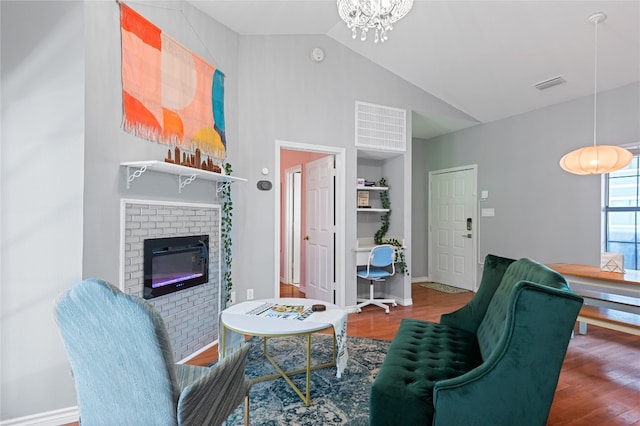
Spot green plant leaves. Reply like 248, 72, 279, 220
222, 163, 234, 306
373, 177, 409, 275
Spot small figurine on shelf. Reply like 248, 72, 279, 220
161, 146, 225, 173
165, 149, 174, 163
195, 149, 201, 168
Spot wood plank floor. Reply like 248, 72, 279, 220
68, 283, 640, 425
194, 283, 640, 425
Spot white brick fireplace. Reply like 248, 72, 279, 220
120, 199, 221, 361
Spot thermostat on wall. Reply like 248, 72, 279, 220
257, 180, 272, 191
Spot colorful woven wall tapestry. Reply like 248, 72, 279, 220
120, 4, 226, 160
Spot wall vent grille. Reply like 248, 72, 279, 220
355, 101, 406, 152
534, 76, 567, 91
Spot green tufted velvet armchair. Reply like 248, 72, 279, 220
55, 279, 251, 426
370, 254, 583, 426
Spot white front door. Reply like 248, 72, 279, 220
305, 155, 335, 303
429, 166, 477, 291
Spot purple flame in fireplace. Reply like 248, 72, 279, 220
143, 235, 209, 299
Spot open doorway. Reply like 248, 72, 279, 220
275, 140, 346, 306
279, 150, 333, 300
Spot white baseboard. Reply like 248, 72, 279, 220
395, 297, 413, 306
411, 276, 430, 283
345, 305, 359, 314
178, 340, 217, 364
0, 406, 78, 426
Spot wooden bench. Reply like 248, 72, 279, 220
547, 264, 640, 336
578, 305, 640, 336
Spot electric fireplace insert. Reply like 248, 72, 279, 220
143, 235, 209, 299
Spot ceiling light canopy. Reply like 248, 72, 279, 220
560, 12, 633, 175
337, 0, 414, 43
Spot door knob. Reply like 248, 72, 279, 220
304, 236, 309, 240
462, 233, 472, 238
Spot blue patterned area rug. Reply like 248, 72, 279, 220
223, 334, 390, 425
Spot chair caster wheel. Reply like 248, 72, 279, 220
392, 302, 397, 307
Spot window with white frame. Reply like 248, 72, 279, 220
604, 154, 640, 270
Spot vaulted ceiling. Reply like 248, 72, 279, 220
187, 1, 640, 139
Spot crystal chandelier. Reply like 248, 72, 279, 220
337, 0, 414, 43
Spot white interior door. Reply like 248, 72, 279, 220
429, 166, 477, 291
305, 155, 335, 303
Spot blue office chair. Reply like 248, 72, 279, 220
356, 244, 397, 314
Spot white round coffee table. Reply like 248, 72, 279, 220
220, 298, 347, 406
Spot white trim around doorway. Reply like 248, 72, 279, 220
275, 140, 346, 308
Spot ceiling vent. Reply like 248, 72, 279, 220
355, 101, 406, 152
534, 76, 567, 91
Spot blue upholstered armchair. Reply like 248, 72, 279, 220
55, 279, 251, 426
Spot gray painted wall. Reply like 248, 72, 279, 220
8, 0, 616, 420
83, 0, 457, 323
1, 1, 84, 419
233, 34, 454, 307
411, 82, 640, 279
411, 138, 430, 278
2, 1, 469, 421
83, 0, 239, 287
0, 0, 240, 420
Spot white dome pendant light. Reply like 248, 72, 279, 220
559, 12, 632, 175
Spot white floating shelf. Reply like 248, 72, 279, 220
357, 208, 390, 212
356, 186, 388, 191
121, 160, 247, 193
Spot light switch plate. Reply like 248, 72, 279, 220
481, 208, 495, 217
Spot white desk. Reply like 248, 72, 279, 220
355, 246, 375, 266
355, 237, 380, 266
355, 238, 405, 266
